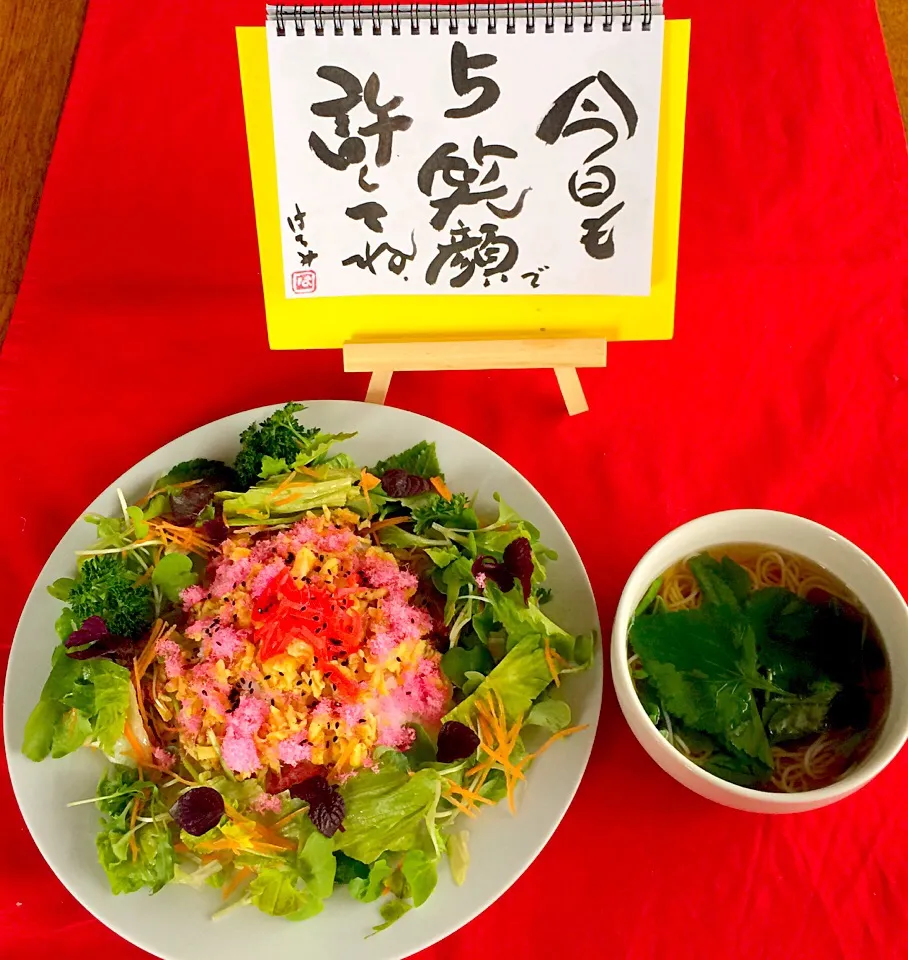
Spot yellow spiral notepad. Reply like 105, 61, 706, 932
237, 3, 689, 352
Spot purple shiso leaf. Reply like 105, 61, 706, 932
471, 556, 516, 593
380, 469, 432, 499
503, 537, 533, 603
290, 775, 346, 837
64, 615, 109, 648
170, 786, 225, 836
436, 721, 480, 763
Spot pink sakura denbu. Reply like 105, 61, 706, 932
357, 553, 448, 748
161, 519, 450, 776
220, 696, 270, 776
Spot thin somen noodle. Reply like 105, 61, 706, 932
631, 546, 889, 793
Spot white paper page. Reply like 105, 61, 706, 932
266, 17, 664, 298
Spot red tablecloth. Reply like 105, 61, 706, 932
2, 1, 908, 957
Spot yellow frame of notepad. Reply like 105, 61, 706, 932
236, 21, 690, 351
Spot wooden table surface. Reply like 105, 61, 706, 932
0, 1, 905, 348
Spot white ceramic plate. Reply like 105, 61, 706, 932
4, 401, 602, 960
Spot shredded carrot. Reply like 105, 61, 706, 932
148, 764, 196, 786
544, 638, 561, 688
360, 469, 378, 513
223, 801, 254, 824
366, 515, 412, 533
252, 839, 297, 852
445, 795, 477, 818
430, 476, 453, 501
272, 805, 306, 832
445, 778, 493, 806
135, 479, 201, 507
360, 471, 381, 492
465, 693, 536, 815
143, 518, 214, 556
173, 842, 190, 856
135, 621, 171, 683
200, 838, 244, 854
133, 673, 151, 736
527, 724, 590, 761
123, 720, 150, 767
275, 470, 298, 494
221, 802, 296, 850
254, 826, 297, 850
222, 866, 252, 900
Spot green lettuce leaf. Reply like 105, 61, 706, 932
377, 526, 450, 550
349, 858, 392, 902
247, 867, 323, 920
373, 898, 413, 932
95, 766, 174, 895
462, 671, 486, 696
441, 644, 494, 690
526, 695, 572, 733
22, 646, 131, 761
424, 545, 461, 569
297, 830, 336, 899
336, 768, 441, 865
158, 458, 240, 488
85, 659, 132, 755
401, 850, 438, 907
48, 577, 76, 601
22, 645, 83, 760
151, 553, 198, 603
216, 477, 354, 526
441, 557, 476, 624
373, 441, 441, 480
126, 506, 149, 540
485, 584, 595, 672
446, 831, 470, 886
258, 455, 289, 479
50, 708, 93, 758
443, 634, 556, 726
291, 431, 358, 468
404, 724, 437, 769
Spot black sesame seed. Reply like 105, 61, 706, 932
396, 656, 401, 663
264, 675, 271, 680
270, 698, 275, 706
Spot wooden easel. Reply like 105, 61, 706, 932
343, 338, 607, 416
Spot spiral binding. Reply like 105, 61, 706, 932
267, 3, 661, 37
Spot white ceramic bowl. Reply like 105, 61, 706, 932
611, 509, 908, 813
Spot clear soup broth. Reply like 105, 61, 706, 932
628, 545, 890, 793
